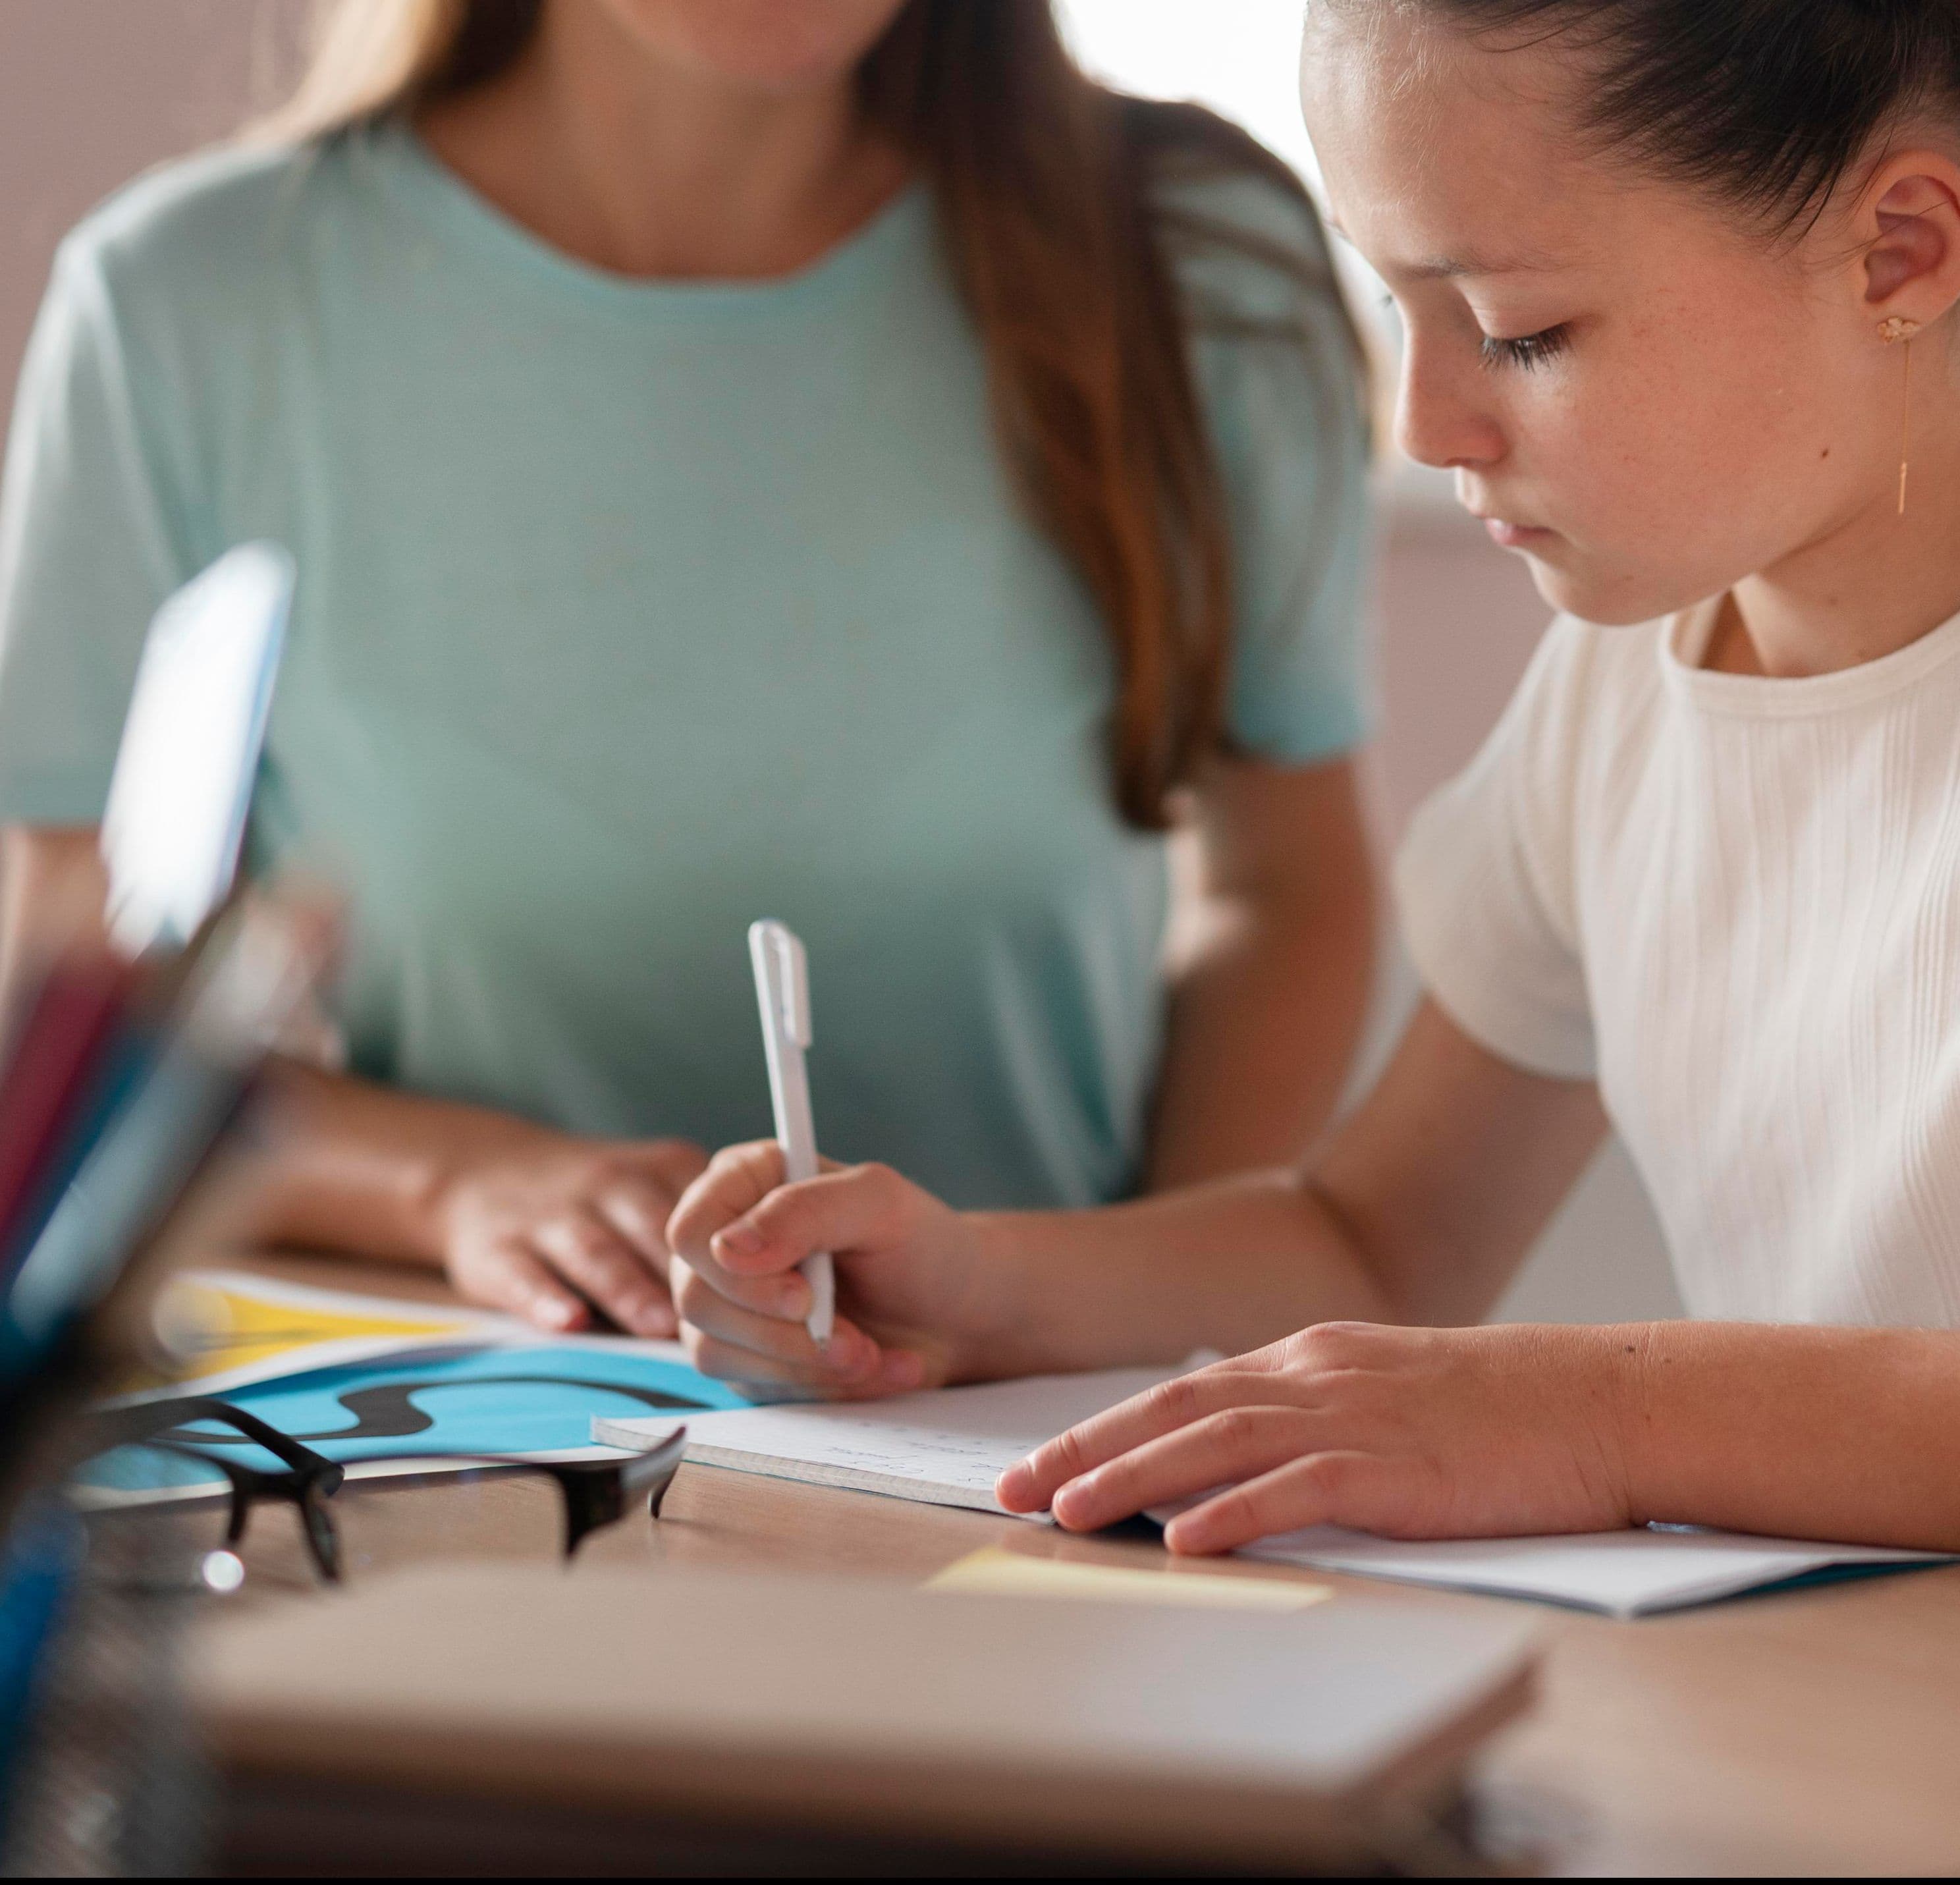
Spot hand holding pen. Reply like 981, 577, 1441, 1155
661, 922, 956, 1396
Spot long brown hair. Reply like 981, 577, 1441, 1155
265, 0, 1366, 829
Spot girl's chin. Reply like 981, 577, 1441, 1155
1522, 556, 1704, 628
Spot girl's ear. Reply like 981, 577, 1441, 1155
1861, 152, 1960, 327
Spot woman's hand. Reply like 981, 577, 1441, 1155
996, 1321, 1641, 1554
664, 1141, 998, 1396
437, 1134, 711, 1337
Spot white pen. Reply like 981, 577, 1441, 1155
748, 919, 836, 1346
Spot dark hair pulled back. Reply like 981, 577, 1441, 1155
1410, 0, 1960, 231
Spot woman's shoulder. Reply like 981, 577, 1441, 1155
65, 137, 310, 272
1128, 104, 1342, 324
51, 130, 374, 324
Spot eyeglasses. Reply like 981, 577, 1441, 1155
80, 1396, 688, 1589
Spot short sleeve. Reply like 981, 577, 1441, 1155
1172, 172, 1373, 766
0, 240, 196, 825
1392, 620, 1598, 1079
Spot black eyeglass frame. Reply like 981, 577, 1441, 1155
82, 1397, 690, 1583
87, 1395, 350, 1579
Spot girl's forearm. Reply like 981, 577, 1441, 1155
965, 1170, 1398, 1378
954, 1006, 1608, 1383
1620, 1322, 1960, 1550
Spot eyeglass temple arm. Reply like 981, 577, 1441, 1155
549, 1427, 691, 1555
88, 1395, 345, 1492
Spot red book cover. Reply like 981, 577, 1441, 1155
0, 959, 133, 1262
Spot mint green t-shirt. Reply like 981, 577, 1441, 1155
0, 124, 1369, 1209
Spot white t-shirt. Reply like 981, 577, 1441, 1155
1396, 595, 1960, 1327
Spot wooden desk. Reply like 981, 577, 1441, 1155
209, 1255, 1960, 1877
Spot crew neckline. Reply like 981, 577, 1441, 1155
1660, 591, 1960, 718
367, 115, 928, 319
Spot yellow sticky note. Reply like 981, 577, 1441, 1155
927, 1546, 1331, 1612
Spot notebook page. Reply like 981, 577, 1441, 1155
595, 1363, 1186, 1517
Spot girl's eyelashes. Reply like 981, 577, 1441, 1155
1480, 323, 1571, 371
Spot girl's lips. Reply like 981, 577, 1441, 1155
1483, 517, 1555, 550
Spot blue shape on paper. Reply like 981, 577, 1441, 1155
76, 1344, 749, 1492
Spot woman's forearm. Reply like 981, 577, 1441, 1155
1621, 1321, 1960, 1550
1147, 879, 1376, 1188
248, 1062, 546, 1266
252, 1068, 709, 1334
1147, 757, 1378, 1189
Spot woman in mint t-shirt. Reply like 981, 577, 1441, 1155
0, 0, 1375, 1350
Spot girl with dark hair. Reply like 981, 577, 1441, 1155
0, 2, 1376, 1346
670, 0, 1960, 1554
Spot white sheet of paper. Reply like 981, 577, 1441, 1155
1226, 1523, 1953, 1618
595, 1365, 1187, 1519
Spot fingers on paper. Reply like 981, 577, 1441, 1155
1047, 1406, 1332, 1533
998, 1366, 1282, 1513
1163, 1452, 1420, 1556
450, 1236, 591, 1335
531, 1207, 676, 1337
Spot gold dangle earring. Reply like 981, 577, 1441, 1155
1880, 315, 1923, 516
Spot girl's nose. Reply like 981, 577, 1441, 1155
1395, 339, 1506, 474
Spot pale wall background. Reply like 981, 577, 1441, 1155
0, 0, 1681, 1323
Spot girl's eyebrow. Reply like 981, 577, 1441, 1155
1327, 219, 1564, 280
1403, 248, 1565, 280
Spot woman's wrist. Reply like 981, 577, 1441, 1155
414, 1112, 568, 1257
258, 1063, 557, 1267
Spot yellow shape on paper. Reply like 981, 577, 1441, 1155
159, 1277, 481, 1381
927, 1546, 1332, 1612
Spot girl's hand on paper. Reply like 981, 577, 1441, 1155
665, 1142, 994, 1396
996, 1323, 1639, 1552
437, 1134, 711, 1338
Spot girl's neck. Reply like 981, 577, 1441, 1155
416, 2, 909, 282
1711, 353, 1960, 678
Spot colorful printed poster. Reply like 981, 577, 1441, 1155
109, 1270, 519, 1406
78, 1341, 752, 1503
